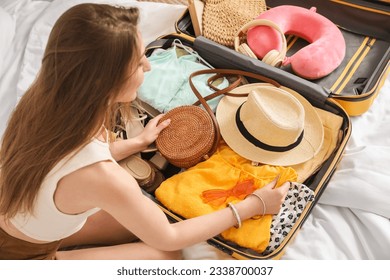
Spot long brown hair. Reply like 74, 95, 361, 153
0, 4, 141, 218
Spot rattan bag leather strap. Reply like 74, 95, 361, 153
189, 69, 280, 157
192, 69, 281, 105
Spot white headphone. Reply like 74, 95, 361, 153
234, 19, 287, 67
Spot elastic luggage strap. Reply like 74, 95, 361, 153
330, 37, 376, 95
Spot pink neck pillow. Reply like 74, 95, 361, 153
246, 5, 346, 80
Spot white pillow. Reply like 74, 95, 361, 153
17, 0, 187, 99
0, 7, 15, 78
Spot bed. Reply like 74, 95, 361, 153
0, 0, 389, 260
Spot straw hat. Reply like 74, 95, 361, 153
202, 0, 266, 48
216, 84, 324, 166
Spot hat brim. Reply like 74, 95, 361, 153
216, 83, 324, 166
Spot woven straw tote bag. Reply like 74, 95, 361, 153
202, 0, 266, 48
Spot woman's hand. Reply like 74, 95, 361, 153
109, 114, 170, 161
252, 178, 290, 215
137, 114, 170, 147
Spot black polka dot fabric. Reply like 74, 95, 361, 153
262, 182, 315, 255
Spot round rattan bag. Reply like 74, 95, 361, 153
156, 105, 217, 169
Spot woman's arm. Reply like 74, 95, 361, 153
87, 162, 289, 251
109, 114, 170, 161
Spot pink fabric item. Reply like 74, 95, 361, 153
247, 5, 346, 80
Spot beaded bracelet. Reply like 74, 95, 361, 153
227, 202, 242, 229
246, 193, 266, 220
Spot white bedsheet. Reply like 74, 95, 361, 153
0, 0, 389, 260
282, 78, 390, 260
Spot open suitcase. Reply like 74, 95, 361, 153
137, 32, 352, 260
178, 0, 390, 116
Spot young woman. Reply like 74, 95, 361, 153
0, 3, 289, 260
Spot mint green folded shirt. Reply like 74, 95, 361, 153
137, 46, 228, 113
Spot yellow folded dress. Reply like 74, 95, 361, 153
155, 142, 297, 253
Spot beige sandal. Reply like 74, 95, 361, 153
118, 155, 164, 194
